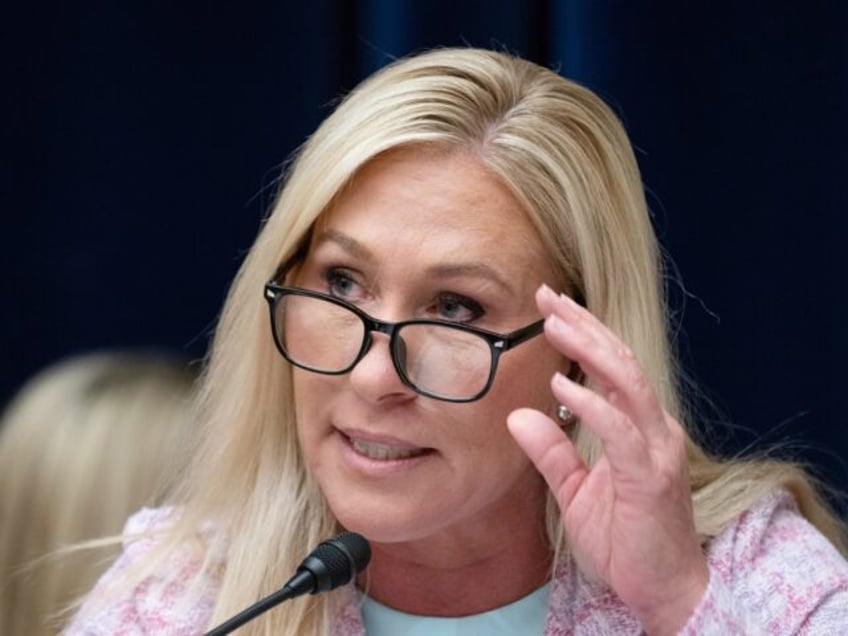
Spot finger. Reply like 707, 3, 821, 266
546, 312, 661, 427
507, 408, 587, 510
536, 285, 667, 441
550, 372, 655, 482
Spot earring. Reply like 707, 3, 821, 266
556, 404, 576, 426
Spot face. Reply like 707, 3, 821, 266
291, 147, 563, 546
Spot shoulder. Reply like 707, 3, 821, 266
120, 507, 177, 553
64, 507, 225, 635
707, 490, 844, 576
682, 490, 848, 634
545, 492, 848, 635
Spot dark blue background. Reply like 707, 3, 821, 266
3, 2, 846, 500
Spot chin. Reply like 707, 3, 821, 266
328, 496, 442, 544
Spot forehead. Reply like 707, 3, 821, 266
314, 148, 552, 280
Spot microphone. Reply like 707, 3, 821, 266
204, 531, 371, 636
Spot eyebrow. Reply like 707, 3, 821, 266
315, 229, 516, 295
316, 229, 375, 262
424, 262, 515, 295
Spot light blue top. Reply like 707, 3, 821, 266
360, 582, 551, 636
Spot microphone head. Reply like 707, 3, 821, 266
205, 532, 371, 633
328, 531, 371, 576
299, 531, 371, 593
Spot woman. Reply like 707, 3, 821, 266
66, 48, 848, 634
0, 351, 196, 635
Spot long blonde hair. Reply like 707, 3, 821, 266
92, 48, 845, 634
0, 351, 197, 635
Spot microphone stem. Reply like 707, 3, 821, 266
201, 531, 369, 635
203, 584, 298, 636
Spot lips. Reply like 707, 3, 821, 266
350, 438, 427, 460
339, 429, 432, 461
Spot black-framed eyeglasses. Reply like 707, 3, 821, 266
263, 283, 544, 402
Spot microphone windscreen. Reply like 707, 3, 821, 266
300, 531, 371, 593
331, 531, 371, 574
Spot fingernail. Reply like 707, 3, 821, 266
538, 284, 557, 300
547, 314, 569, 334
552, 371, 569, 389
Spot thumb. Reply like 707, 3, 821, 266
507, 408, 587, 510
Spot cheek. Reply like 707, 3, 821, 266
291, 371, 332, 459
292, 371, 311, 418
292, 368, 337, 418
488, 344, 563, 415
450, 366, 555, 469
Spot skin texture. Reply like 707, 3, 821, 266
508, 286, 709, 635
292, 148, 563, 615
292, 147, 708, 631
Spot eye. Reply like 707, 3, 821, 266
431, 294, 484, 323
324, 268, 365, 301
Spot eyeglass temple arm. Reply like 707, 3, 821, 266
499, 289, 585, 350
499, 320, 545, 350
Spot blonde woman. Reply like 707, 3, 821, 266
0, 351, 196, 635
66, 49, 847, 635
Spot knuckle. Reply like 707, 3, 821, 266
616, 343, 636, 360
618, 414, 642, 445
626, 364, 650, 396
650, 454, 682, 492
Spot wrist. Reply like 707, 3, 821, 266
637, 564, 709, 636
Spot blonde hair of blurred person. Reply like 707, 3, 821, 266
0, 351, 197, 635
69, 48, 846, 634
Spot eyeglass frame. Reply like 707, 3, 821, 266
263, 282, 545, 403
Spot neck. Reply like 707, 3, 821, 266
357, 490, 551, 616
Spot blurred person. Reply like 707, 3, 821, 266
66, 49, 848, 634
0, 351, 197, 635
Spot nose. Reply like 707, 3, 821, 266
348, 332, 417, 404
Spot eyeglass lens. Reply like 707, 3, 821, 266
276, 293, 494, 400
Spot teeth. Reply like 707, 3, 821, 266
351, 438, 423, 460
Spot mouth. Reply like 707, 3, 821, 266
340, 430, 434, 461
350, 438, 428, 460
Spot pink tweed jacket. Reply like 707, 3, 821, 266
65, 492, 848, 635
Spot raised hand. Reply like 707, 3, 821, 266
507, 284, 709, 635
